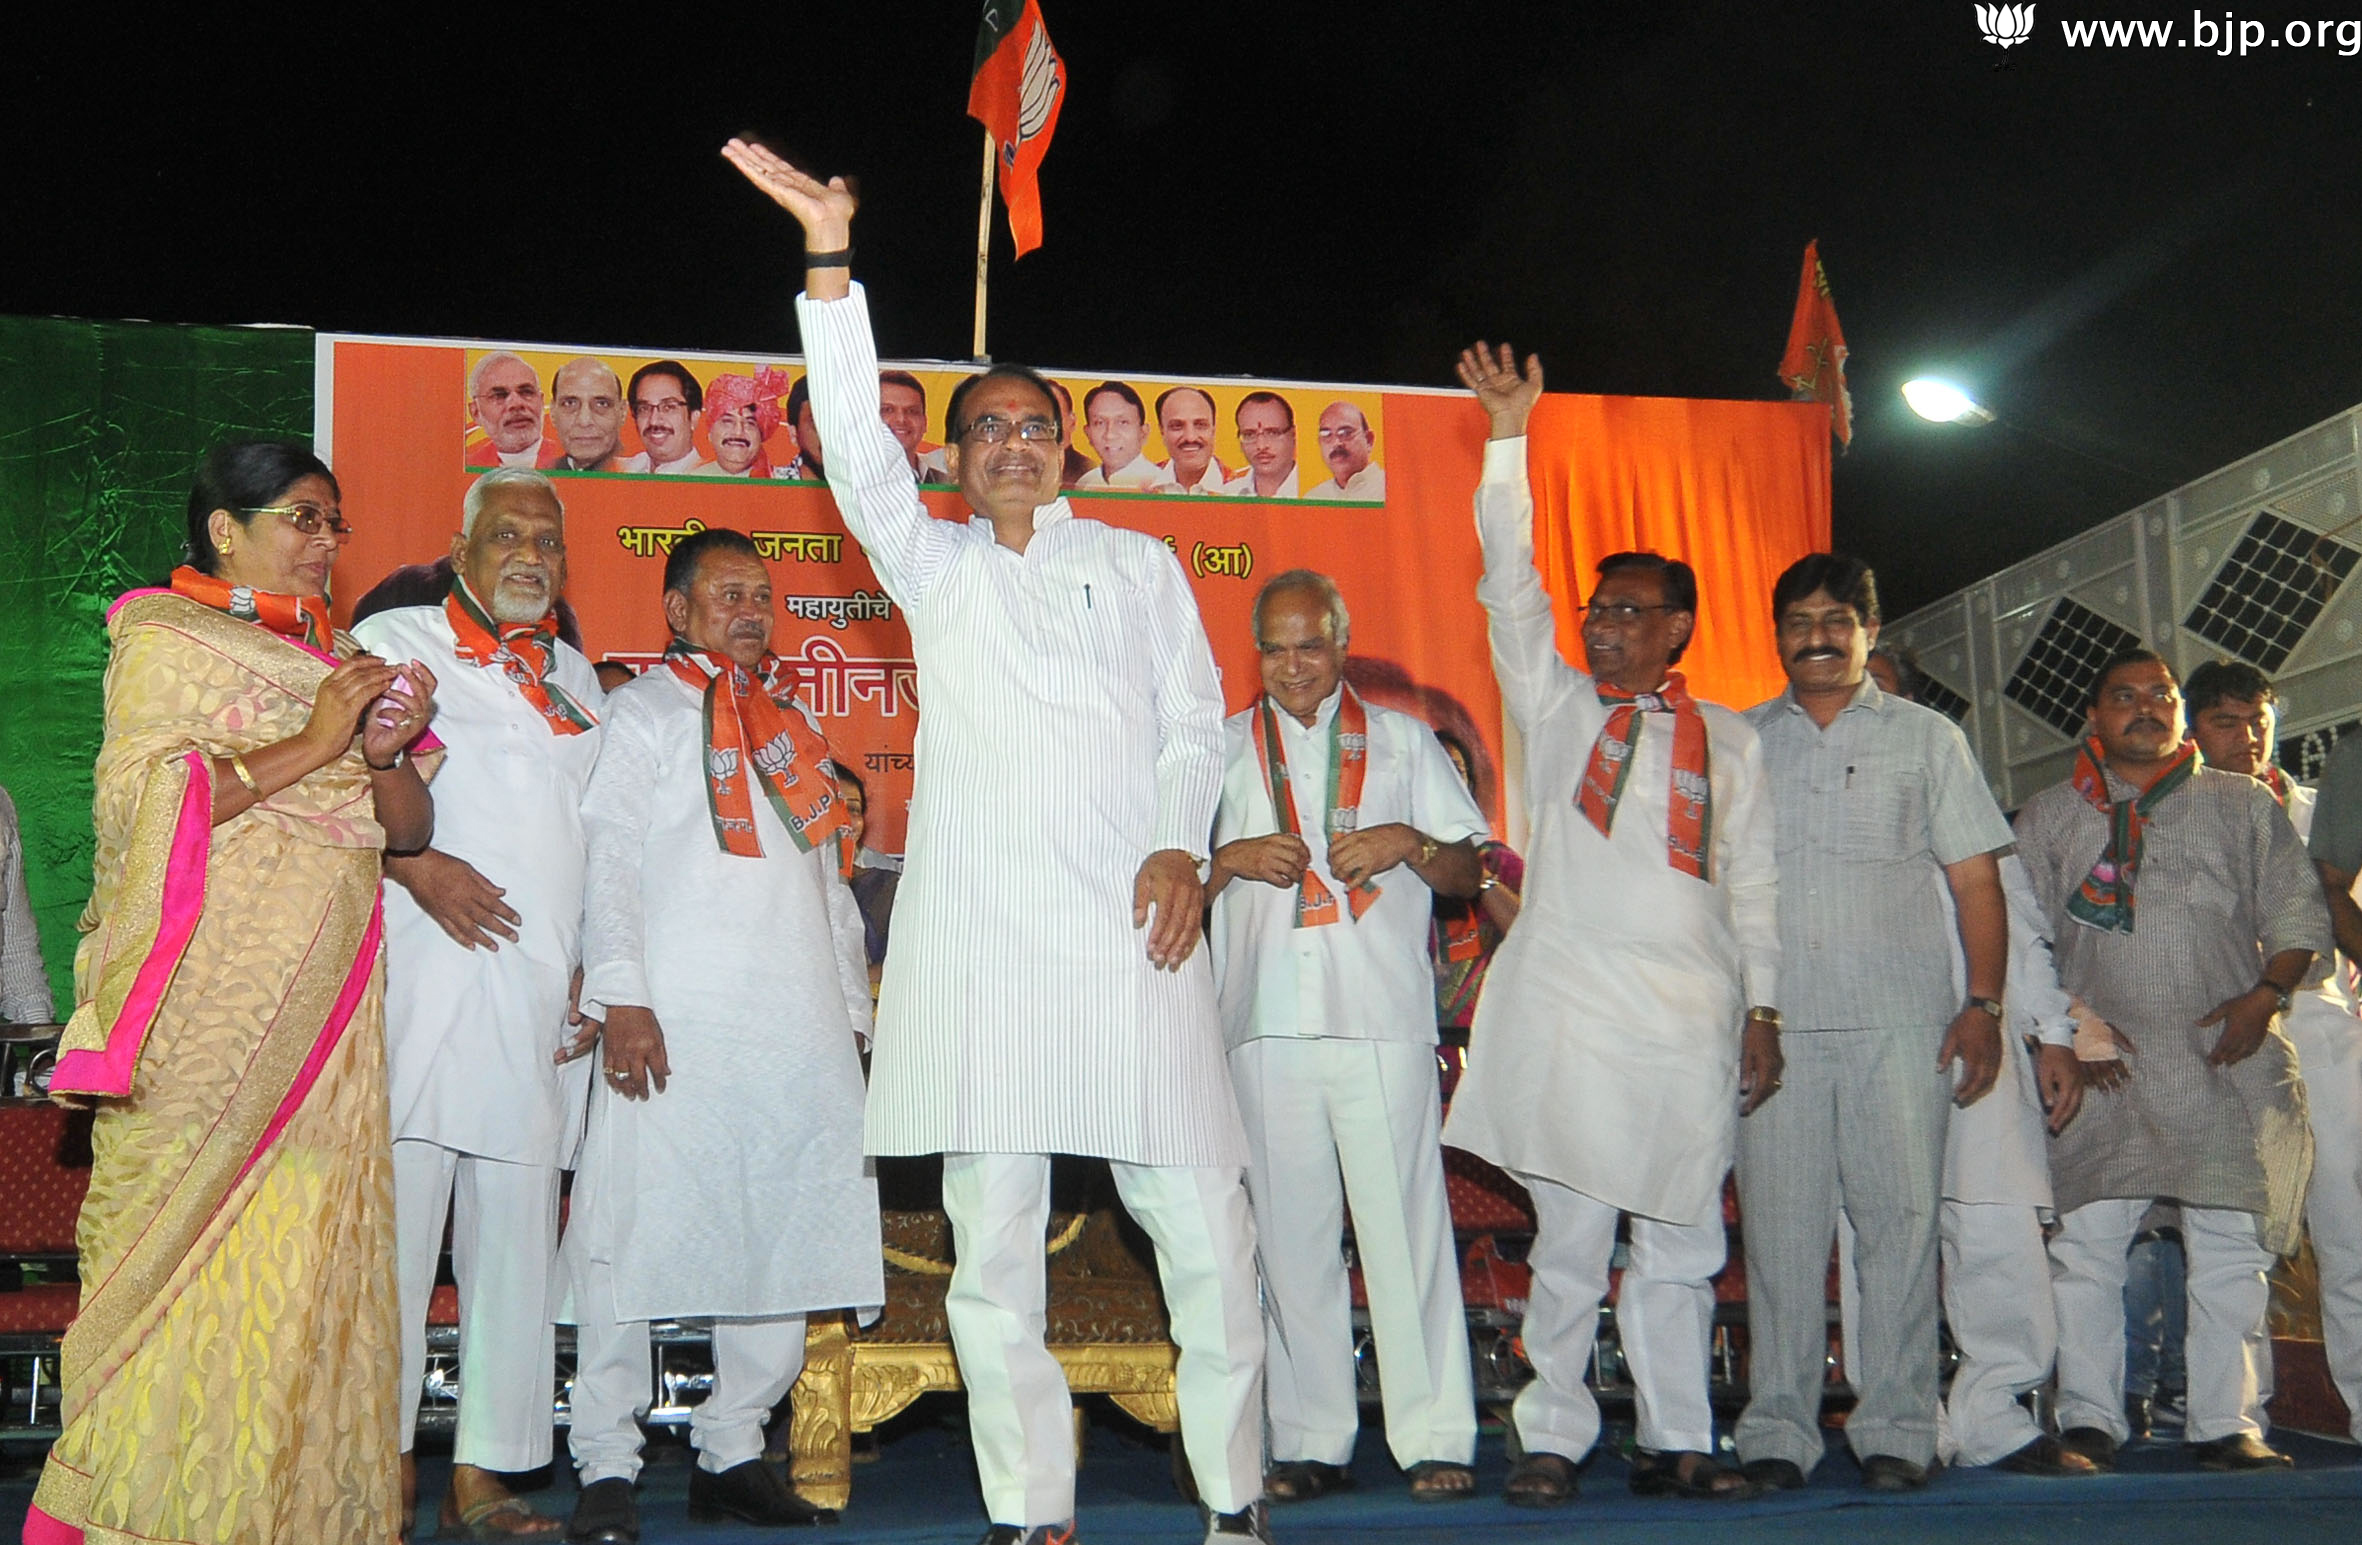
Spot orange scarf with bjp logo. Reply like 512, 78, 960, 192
1252, 685, 1379, 927
169, 565, 335, 656
662, 639, 846, 860
1576, 671, 1714, 881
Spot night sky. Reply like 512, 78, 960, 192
10, 2, 2362, 617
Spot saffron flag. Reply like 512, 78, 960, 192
968, 1, 1066, 258
1778, 240, 1852, 447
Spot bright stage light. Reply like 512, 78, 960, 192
1901, 378, 1995, 425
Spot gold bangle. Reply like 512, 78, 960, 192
227, 752, 262, 796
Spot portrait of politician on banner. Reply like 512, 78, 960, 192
460, 347, 1386, 506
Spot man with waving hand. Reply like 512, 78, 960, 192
1443, 344, 1782, 1507
724, 140, 1265, 1545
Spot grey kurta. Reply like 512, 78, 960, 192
2014, 763, 2327, 1251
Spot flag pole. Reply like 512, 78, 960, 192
972, 127, 996, 363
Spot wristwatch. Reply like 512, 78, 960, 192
1966, 995, 2004, 1021
2260, 981, 2295, 1016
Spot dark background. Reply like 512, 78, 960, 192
8, 1, 2359, 617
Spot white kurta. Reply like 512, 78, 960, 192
572, 667, 883, 1320
617, 450, 714, 475
1076, 453, 1165, 490
798, 284, 1243, 1168
1222, 464, 1301, 500
1940, 854, 2073, 1206
351, 604, 601, 1165
1440, 437, 1780, 1228
1302, 464, 1387, 502
1210, 691, 1488, 1048
1151, 457, 1234, 496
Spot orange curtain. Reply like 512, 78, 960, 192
1524, 394, 1833, 711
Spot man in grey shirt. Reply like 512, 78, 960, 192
1736, 553, 2012, 1493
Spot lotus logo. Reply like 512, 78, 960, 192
1018, 18, 1062, 140
1976, 3, 2036, 46
752, 730, 800, 780
707, 747, 741, 782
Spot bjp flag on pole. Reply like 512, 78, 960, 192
969, 1, 1066, 258
1778, 240, 1851, 447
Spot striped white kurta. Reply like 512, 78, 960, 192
798, 285, 1245, 1168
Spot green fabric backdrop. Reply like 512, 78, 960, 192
0, 316, 314, 1013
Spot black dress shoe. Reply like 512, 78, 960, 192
1995, 1435, 2100, 1477
1740, 1457, 1808, 1491
687, 1457, 840, 1525
2058, 1426, 2119, 1471
567, 1478, 640, 1545
1858, 1454, 1928, 1492
2189, 1433, 2292, 1471
2124, 1394, 2154, 1438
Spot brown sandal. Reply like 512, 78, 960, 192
1263, 1459, 1356, 1502
1405, 1460, 1477, 1501
1628, 1448, 1757, 1499
1504, 1450, 1580, 1507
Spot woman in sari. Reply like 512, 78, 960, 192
27, 439, 440, 1545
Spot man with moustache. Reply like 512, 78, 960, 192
1153, 386, 1235, 495
563, 526, 882, 1541
351, 468, 603, 1542
1076, 381, 1164, 489
1445, 344, 1780, 1505
728, 138, 1269, 1545
543, 358, 628, 473
1736, 552, 2014, 1494
1302, 403, 1385, 502
1208, 570, 1489, 1503
2174, 659, 2362, 1447
880, 370, 953, 482
2016, 650, 2326, 1472
704, 369, 793, 478
1226, 392, 1301, 500
617, 361, 712, 476
467, 351, 556, 469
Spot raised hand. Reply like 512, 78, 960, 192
1455, 341, 1545, 439
721, 138, 857, 246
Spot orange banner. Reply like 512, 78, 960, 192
319, 337, 1828, 853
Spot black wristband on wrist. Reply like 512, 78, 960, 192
804, 247, 853, 268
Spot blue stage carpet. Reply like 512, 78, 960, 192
9, 1416, 2362, 1543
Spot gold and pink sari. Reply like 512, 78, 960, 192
27, 584, 427, 1545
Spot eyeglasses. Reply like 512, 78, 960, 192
633, 397, 691, 418
242, 503, 354, 542
1578, 602, 1675, 625
1315, 427, 1368, 444
962, 415, 1061, 445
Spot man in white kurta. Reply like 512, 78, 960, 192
728, 141, 1265, 1543
1443, 345, 1781, 1503
565, 528, 882, 1534
1210, 573, 1489, 1498
2188, 661, 2362, 1444
354, 468, 600, 1537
